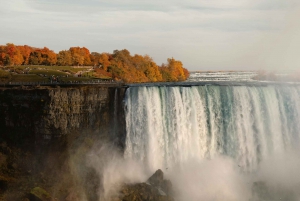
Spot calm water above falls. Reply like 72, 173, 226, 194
124, 85, 300, 172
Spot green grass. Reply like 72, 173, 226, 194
0, 65, 112, 83
21, 65, 92, 73
28, 69, 69, 76
0, 69, 11, 78
82, 72, 94, 77
11, 74, 48, 82
69, 68, 91, 73
0, 69, 11, 83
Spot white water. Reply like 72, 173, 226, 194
188, 71, 257, 82
124, 85, 300, 173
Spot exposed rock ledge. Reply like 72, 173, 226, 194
113, 169, 174, 201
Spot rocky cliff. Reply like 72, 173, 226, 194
0, 85, 126, 147
0, 85, 127, 201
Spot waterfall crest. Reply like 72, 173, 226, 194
124, 85, 300, 172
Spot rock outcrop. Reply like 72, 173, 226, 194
113, 169, 174, 201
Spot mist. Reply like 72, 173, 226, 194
85, 143, 149, 201
165, 151, 300, 201
254, 149, 300, 199
254, 7, 300, 72
166, 156, 251, 201
80, 143, 300, 201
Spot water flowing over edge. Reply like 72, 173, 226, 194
124, 85, 300, 173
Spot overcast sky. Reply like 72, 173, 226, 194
1, 0, 300, 71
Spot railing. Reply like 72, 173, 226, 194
0, 80, 125, 87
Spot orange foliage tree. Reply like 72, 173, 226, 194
0, 43, 24, 66
29, 47, 57, 65
17, 45, 32, 65
0, 43, 190, 83
57, 50, 72, 66
159, 58, 190, 82
69, 47, 91, 66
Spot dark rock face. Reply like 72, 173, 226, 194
114, 169, 174, 201
28, 187, 51, 201
0, 86, 126, 148
147, 169, 173, 195
0, 85, 127, 201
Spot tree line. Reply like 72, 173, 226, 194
0, 43, 189, 82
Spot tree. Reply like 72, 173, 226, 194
145, 62, 163, 82
17, 45, 32, 65
28, 47, 57, 65
112, 49, 131, 67
0, 43, 190, 82
99, 53, 110, 71
43, 47, 57, 65
81, 47, 91, 65
69, 47, 85, 66
4, 43, 24, 66
68, 47, 92, 66
0, 45, 7, 66
29, 50, 42, 65
159, 58, 187, 81
57, 50, 72, 66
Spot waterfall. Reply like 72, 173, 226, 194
124, 85, 300, 172
113, 88, 118, 135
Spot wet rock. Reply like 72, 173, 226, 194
114, 169, 174, 201
0, 176, 9, 193
147, 169, 172, 195
28, 187, 51, 201
147, 169, 164, 186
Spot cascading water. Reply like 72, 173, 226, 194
113, 88, 118, 136
124, 85, 300, 173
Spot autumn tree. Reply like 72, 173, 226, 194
57, 50, 72, 66
29, 47, 57, 65
99, 53, 111, 71
90, 52, 98, 66
69, 47, 91, 66
69, 47, 83, 66
112, 49, 131, 67
0, 43, 190, 82
17, 45, 32, 65
144, 61, 163, 82
108, 49, 165, 83
1, 43, 24, 66
43, 47, 57, 65
81, 47, 91, 65
0, 45, 7, 66
159, 58, 188, 81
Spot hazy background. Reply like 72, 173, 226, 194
1, 0, 300, 71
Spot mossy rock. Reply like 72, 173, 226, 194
29, 187, 51, 201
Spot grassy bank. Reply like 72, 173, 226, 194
0, 65, 112, 83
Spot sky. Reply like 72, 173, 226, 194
0, 0, 300, 71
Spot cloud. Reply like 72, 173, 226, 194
0, 0, 299, 70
